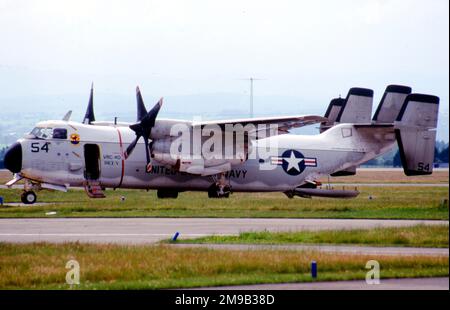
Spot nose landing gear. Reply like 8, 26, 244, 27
19, 179, 41, 205
21, 191, 37, 204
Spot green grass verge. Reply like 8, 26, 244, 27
172, 225, 449, 248
0, 242, 447, 289
0, 186, 448, 219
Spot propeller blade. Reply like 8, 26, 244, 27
141, 97, 163, 128
83, 82, 95, 124
136, 86, 148, 122
129, 122, 144, 136
124, 135, 140, 159
143, 136, 152, 172
125, 88, 163, 173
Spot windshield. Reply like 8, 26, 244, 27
30, 127, 53, 139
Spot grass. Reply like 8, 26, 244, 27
0, 242, 447, 289
173, 225, 449, 248
0, 186, 448, 219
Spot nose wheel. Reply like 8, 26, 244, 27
21, 191, 37, 204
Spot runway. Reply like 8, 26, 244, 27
191, 277, 449, 290
0, 218, 447, 244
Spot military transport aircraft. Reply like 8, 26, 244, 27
3, 84, 439, 204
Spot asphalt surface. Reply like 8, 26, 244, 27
192, 277, 449, 290
0, 218, 447, 244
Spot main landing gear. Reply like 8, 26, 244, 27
157, 189, 179, 198
208, 173, 231, 198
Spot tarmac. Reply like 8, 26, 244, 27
191, 277, 449, 290
0, 218, 447, 244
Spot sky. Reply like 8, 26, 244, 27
0, 0, 448, 140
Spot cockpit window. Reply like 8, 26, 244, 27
53, 128, 67, 139
30, 127, 53, 139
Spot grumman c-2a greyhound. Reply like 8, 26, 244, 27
3, 84, 439, 204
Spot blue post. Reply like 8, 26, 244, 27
311, 261, 317, 279
0, 196, 3, 206
172, 232, 180, 242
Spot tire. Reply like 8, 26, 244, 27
207, 185, 230, 198
21, 191, 37, 204
208, 187, 218, 198
157, 189, 178, 199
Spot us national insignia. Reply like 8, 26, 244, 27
70, 133, 80, 145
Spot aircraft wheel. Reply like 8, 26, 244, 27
208, 185, 230, 198
157, 189, 178, 199
21, 191, 37, 204
208, 187, 218, 198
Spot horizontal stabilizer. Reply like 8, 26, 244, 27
330, 166, 357, 177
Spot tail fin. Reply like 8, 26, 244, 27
320, 87, 373, 132
320, 98, 345, 133
373, 85, 412, 123
336, 87, 374, 123
395, 94, 440, 175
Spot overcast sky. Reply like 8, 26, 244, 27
0, 0, 448, 138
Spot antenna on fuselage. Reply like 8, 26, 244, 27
62, 110, 72, 121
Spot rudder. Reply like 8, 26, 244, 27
373, 85, 412, 123
320, 98, 345, 133
395, 93, 440, 175
336, 87, 374, 123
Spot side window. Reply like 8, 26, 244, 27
53, 128, 67, 139
341, 127, 352, 138
30, 127, 53, 139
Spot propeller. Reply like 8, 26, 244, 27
124, 86, 163, 173
136, 87, 148, 122
83, 83, 95, 124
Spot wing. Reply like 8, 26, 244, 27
193, 115, 327, 134
150, 115, 327, 177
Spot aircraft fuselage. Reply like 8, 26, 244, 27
16, 119, 396, 193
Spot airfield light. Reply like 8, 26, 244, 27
311, 261, 317, 279
172, 232, 180, 242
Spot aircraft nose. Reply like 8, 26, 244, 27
4, 142, 22, 173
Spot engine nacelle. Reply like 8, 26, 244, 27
151, 120, 191, 140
